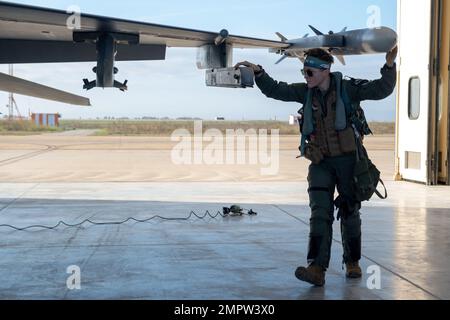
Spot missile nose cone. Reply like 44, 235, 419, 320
363, 27, 398, 53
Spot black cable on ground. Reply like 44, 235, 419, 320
0, 208, 257, 231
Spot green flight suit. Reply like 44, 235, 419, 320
255, 63, 397, 269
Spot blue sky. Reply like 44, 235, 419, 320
0, 0, 397, 121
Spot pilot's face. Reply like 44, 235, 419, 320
302, 67, 330, 89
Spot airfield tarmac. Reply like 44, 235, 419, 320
0, 132, 395, 183
0, 132, 449, 299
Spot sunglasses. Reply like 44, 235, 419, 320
301, 69, 315, 77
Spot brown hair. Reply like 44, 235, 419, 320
305, 48, 334, 64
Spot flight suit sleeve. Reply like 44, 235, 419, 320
346, 63, 397, 102
255, 72, 307, 103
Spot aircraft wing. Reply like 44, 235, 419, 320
0, 1, 396, 105
0, 1, 288, 64
0, 72, 91, 106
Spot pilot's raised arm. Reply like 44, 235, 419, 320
345, 62, 397, 102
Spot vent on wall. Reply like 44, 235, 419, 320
405, 151, 421, 170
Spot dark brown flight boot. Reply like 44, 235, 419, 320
345, 261, 362, 278
295, 264, 326, 286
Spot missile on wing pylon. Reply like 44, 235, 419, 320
273, 26, 397, 65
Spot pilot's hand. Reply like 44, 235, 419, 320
234, 61, 263, 74
386, 46, 398, 68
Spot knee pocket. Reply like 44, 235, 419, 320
309, 187, 334, 211
310, 219, 333, 236
341, 211, 361, 225
310, 207, 334, 234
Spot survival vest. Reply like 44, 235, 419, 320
299, 72, 372, 157
297, 73, 387, 201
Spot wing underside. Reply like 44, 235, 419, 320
0, 39, 166, 64
0, 1, 288, 105
0, 1, 288, 60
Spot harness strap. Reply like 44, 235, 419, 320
308, 187, 332, 193
375, 179, 388, 199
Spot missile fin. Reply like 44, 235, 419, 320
276, 32, 288, 42
308, 25, 324, 35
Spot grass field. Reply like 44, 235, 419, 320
60, 120, 395, 136
0, 119, 395, 136
0, 119, 62, 135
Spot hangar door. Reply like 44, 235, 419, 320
396, 0, 433, 184
436, 0, 450, 184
